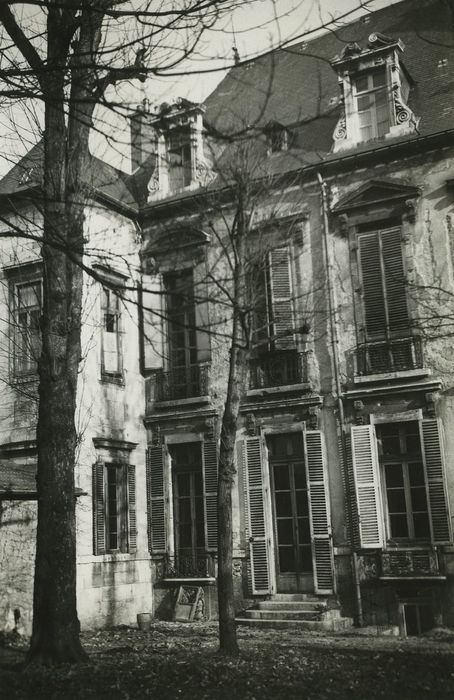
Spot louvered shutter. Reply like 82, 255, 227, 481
351, 425, 384, 548
146, 446, 167, 553
359, 227, 409, 339
268, 246, 295, 350
359, 232, 387, 338
93, 462, 106, 555
420, 418, 452, 544
381, 228, 409, 334
242, 436, 272, 594
304, 430, 334, 594
127, 465, 137, 553
141, 274, 163, 371
203, 440, 218, 551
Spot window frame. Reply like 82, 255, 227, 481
171, 443, 205, 565
11, 275, 42, 379
377, 422, 431, 543
100, 283, 123, 381
353, 67, 391, 142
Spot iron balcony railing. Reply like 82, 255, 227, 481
163, 554, 215, 579
146, 362, 210, 408
355, 336, 424, 377
380, 548, 441, 578
249, 350, 308, 390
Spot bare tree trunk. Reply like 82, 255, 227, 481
27, 6, 101, 664
217, 192, 250, 656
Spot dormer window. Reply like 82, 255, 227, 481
264, 122, 289, 154
167, 127, 192, 190
331, 33, 419, 152
354, 68, 390, 141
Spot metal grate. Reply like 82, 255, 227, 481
356, 336, 423, 376
249, 350, 308, 389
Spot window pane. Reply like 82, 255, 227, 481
355, 75, 369, 92
177, 473, 190, 496
277, 518, 294, 545
408, 462, 425, 487
372, 69, 386, 88
273, 466, 290, 491
413, 512, 430, 539
385, 464, 404, 487
178, 498, 191, 523
300, 546, 313, 572
387, 488, 407, 513
296, 492, 309, 517
294, 463, 306, 489
390, 513, 409, 538
275, 492, 292, 517
411, 486, 428, 512
279, 546, 296, 572
298, 517, 311, 544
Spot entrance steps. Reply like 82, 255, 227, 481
236, 594, 353, 631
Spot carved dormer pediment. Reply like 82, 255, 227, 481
332, 179, 421, 214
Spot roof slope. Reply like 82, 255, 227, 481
204, 0, 454, 156
0, 140, 138, 212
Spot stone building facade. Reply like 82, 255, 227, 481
1, 0, 454, 637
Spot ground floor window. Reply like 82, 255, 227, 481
402, 602, 433, 636
93, 461, 136, 555
170, 443, 205, 570
377, 422, 430, 541
268, 433, 313, 576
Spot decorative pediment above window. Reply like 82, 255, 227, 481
332, 179, 420, 232
330, 33, 419, 152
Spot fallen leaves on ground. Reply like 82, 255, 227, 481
1, 622, 454, 700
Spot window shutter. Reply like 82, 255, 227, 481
268, 246, 295, 350
381, 228, 409, 334
420, 418, 452, 544
359, 233, 387, 338
202, 440, 218, 551
351, 425, 384, 548
92, 462, 106, 555
304, 430, 334, 594
241, 435, 272, 594
359, 227, 409, 339
146, 446, 167, 554
141, 274, 163, 371
127, 465, 137, 553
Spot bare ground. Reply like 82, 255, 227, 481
1, 622, 454, 699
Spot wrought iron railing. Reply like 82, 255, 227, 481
249, 350, 308, 390
163, 554, 215, 578
355, 336, 424, 376
146, 363, 210, 408
380, 548, 441, 578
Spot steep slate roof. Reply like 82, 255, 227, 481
0, 140, 138, 212
204, 0, 454, 161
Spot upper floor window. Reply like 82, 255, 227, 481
13, 279, 42, 377
101, 287, 122, 378
167, 128, 192, 190
354, 68, 390, 141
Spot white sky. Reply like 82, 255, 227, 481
0, 0, 401, 176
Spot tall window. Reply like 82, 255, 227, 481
354, 68, 390, 141
101, 287, 122, 377
14, 280, 42, 376
167, 128, 192, 191
358, 225, 409, 340
93, 461, 136, 555
170, 443, 205, 568
377, 422, 430, 541
164, 269, 198, 397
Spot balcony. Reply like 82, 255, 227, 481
355, 336, 424, 378
380, 548, 444, 580
163, 554, 216, 580
145, 362, 210, 411
249, 350, 308, 391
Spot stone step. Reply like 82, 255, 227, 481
268, 593, 323, 602
258, 601, 328, 612
246, 608, 342, 621
236, 616, 353, 632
